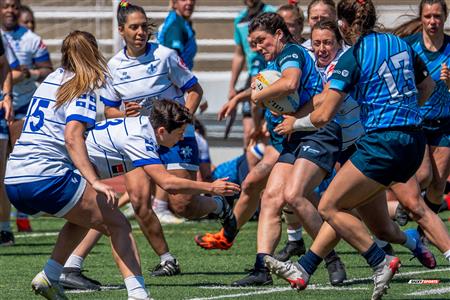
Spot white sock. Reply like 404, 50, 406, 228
402, 232, 417, 251
153, 198, 168, 212
64, 254, 84, 269
444, 249, 450, 263
287, 227, 303, 241
124, 275, 148, 299
0, 221, 11, 232
43, 259, 63, 282
160, 252, 175, 263
212, 196, 223, 216
374, 238, 388, 248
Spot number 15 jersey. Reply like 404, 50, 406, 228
5, 68, 97, 184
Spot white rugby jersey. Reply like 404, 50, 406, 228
2, 26, 51, 109
5, 68, 97, 184
195, 132, 211, 163
316, 49, 364, 150
86, 116, 162, 179
100, 42, 198, 114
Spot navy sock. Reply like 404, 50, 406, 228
362, 243, 385, 269
255, 253, 269, 271
298, 250, 323, 275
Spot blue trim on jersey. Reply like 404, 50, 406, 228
180, 76, 198, 93
33, 53, 51, 63
112, 72, 169, 87
66, 115, 95, 126
122, 84, 175, 102
253, 145, 263, 158
42, 81, 61, 87
329, 79, 347, 92
280, 61, 300, 71
10, 60, 19, 69
199, 158, 211, 163
133, 158, 162, 167
100, 96, 120, 107
116, 58, 161, 71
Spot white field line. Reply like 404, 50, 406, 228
406, 287, 450, 296
185, 267, 450, 300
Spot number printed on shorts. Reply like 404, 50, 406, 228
377, 51, 417, 103
29, 97, 50, 132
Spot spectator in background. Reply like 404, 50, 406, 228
0, 36, 17, 246
19, 5, 34, 32
228, 0, 275, 148
302, 0, 337, 50
0, 0, 52, 235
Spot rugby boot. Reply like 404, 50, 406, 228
405, 229, 436, 269
31, 271, 68, 300
231, 268, 273, 287
371, 255, 401, 300
324, 253, 347, 286
273, 239, 306, 262
195, 228, 233, 250
150, 259, 181, 276
264, 256, 310, 290
59, 267, 101, 290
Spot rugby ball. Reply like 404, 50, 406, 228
254, 70, 300, 114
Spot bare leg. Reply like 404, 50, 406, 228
426, 145, 450, 204
416, 146, 432, 190
0, 139, 11, 234
392, 176, 450, 253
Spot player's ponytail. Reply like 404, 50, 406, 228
56, 31, 108, 108
337, 0, 378, 43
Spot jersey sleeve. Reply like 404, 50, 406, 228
329, 48, 361, 93
1, 38, 19, 69
167, 50, 198, 92
233, 17, 243, 47
124, 134, 162, 167
100, 76, 122, 107
31, 35, 51, 64
196, 133, 211, 163
277, 45, 306, 72
65, 92, 97, 129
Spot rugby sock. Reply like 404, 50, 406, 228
424, 194, 442, 213
43, 259, 63, 282
362, 243, 386, 269
160, 252, 175, 263
124, 276, 148, 299
64, 254, 84, 269
255, 253, 269, 271
374, 238, 388, 248
212, 196, 224, 216
444, 249, 450, 263
298, 250, 323, 275
402, 231, 417, 251
287, 227, 303, 242
153, 198, 168, 213
0, 221, 12, 232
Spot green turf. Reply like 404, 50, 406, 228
1, 213, 450, 299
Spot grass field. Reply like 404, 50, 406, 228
1, 212, 450, 300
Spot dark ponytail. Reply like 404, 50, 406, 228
337, 0, 378, 41
117, 0, 155, 36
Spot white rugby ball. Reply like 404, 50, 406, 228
254, 70, 300, 114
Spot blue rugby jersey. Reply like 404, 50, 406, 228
158, 10, 197, 70
404, 33, 450, 120
330, 32, 425, 133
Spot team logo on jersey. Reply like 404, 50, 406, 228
120, 72, 131, 81
147, 64, 157, 75
301, 145, 320, 155
111, 164, 125, 175
292, 53, 299, 59
341, 70, 349, 77
38, 40, 47, 50
180, 146, 193, 159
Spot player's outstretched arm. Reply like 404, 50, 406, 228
143, 164, 240, 196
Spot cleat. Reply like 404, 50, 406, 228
264, 256, 309, 290
405, 229, 436, 269
59, 267, 101, 291
150, 259, 180, 276
394, 204, 410, 226
273, 239, 306, 262
231, 268, 272, 286
0, 230, 14, 246
381, 243, 396, 256
16, 217, 33, 232
371, 255, 401, 300
324, 256, 347, 286
194, 228, 233, 250
31, 271, 68, 300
